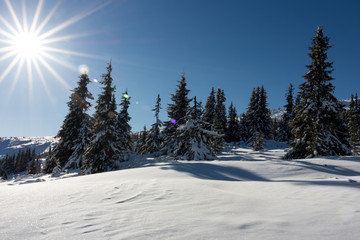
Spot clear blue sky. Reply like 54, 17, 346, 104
1, 0, 360, 137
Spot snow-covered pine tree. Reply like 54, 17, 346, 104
202, 88, 216, 129
51, 73, 93, 170
214, 88, 227, 134
258, 86, 272, 139
225, 102, 240, 142
116, 90, 133, 159
43, 146, 57, 174
144, 94, 164, 154
253, 131, 265, 151
162, 74, 192, 155
245, 87, 259, 143
285, 27, 351, 159
83, 63, 121, 174
173, 97, 217, 160
277, 83, 294, 142
63, 73, 94, 170
347, 94, 360, 155
238, 113, 251, 141
136, 126, 148, 154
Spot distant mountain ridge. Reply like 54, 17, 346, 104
0, 137, 58, 158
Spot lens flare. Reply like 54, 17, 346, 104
92, 78, 98, 83
123, 93, 129, 99
171, 119, 177, 124
78, 64, 89, 74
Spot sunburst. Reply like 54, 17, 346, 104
0, 0, 110, 101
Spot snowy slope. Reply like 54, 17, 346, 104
1, 146, 360, 240
0, 137, 57, 158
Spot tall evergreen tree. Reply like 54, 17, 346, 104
202, 88, 216, 129
277, 83, 294, 142
347, 94, 360, 155
214, 88, 227, 134
162, 74, 192, 155
285, 27, 350, 159
258, 86, 271, 139
173, 97, 217, 160
51, 73, 93, 170
144, 94, 164, 154
83, 63, 121, 173
116, 90, 133, 158
43, 146, 56, 174
136, 126, 148, 154
225, 102, 240, 142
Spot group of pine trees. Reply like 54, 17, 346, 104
2, 26, 359, 179
0, 148, 41, 179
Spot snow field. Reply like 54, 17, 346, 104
1, 146, 360, 240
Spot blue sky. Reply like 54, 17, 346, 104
0, 0, 360, 137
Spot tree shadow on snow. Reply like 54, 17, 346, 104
160, 162, 269, 182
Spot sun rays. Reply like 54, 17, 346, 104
0, 0, 111, 102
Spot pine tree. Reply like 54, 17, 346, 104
214, 88, 227, 134
277, 83, 294, 142
137, 126, 148, 154
173, 97, 217, 160
116, 90, 133, 159
253, 131, 265, 151
83, 63, 121, 174
43, 146, 57, 174
347, 94, 360, 155
162, 74, 192, 155
202, 88, 216, 129
144, 94, 163, 154
63, 73, 94, 170
285, 27, 351, 159
51, 73, 93, 170
258, 86, 271, 139
225, 102, 240, 142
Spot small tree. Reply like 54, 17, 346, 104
347, 94, 360, 155
144, 94, 164, 154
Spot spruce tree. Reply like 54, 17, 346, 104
285, 27, 350, 159
173, 97, 217, 160
63, 73, 94, 170
214, 88, 227, 134
144, 94, 163, 154
51, 73, 93, 170
162, 74, 192, 155
225, 102, 240, 142
202, 88, 216, 129
43, 146, 56, 174
347, 94, 360, 155
136, 126, 148, 154
116, 90, 133, 158
83, 63, 121, 174
258, 86, 271, 139
277, 83, 294, 142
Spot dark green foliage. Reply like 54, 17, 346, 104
277, 84, 294, 142
285, 27, 351, 159
214, 88, 227, 134
244, 86, 271, 149
202, 88, 216, 129
117, 90, 133, 157
52, 73, 93, 170
163, 74, 192, 155
143, 94, 164, 154
136, 126, 148, 154
347, 94, 360, 155
172, 97, 218, 160
225, 102, 240, 142
83, 63, 120, 174
43, 146, 56, 174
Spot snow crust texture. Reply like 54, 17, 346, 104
1, 145, 360, 240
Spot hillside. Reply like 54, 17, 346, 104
1, 145, 359, 240
0, 137, 57, 158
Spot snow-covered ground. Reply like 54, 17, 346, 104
1, 144, 360, 240
0, 137, 57, 158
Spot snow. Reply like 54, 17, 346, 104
1, 144, 360, 239
0, 136, 57, 158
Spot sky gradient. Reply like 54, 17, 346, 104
1, 0, 360, 137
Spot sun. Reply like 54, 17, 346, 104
12, 30, 43, 60
0, 0, 111, 102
